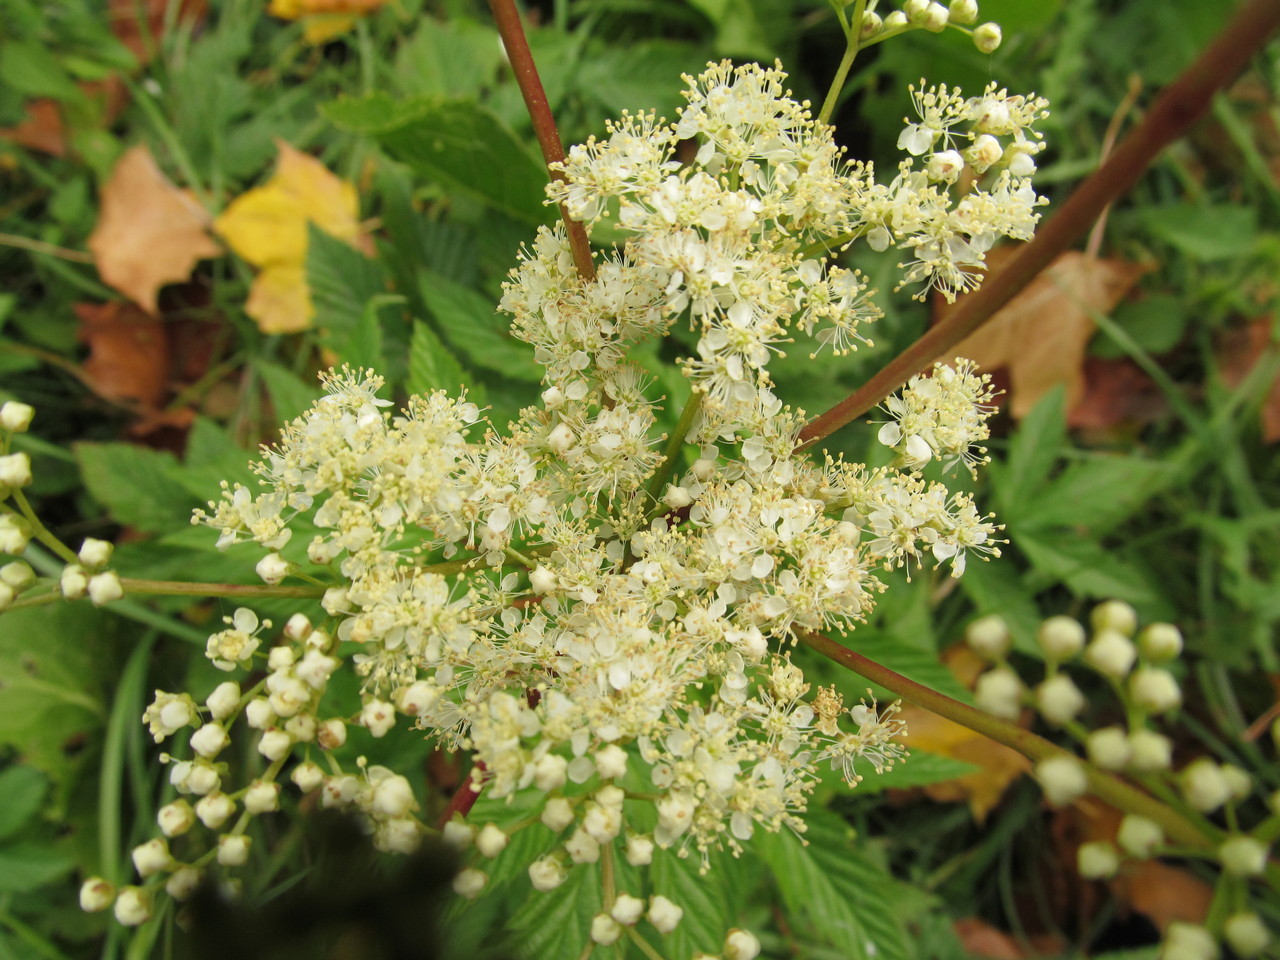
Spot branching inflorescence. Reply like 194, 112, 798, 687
62, 40, 1050, 953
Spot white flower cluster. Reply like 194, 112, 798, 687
86, 60, 1040, 943
967, 603, 1277, 960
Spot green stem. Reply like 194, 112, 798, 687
817, 0, 867, 126
9, 493, 79, 563
118, 578, 326, 599
626, 928, 669, 960
100, 637, 157, 884
798, 630, 1214, 850
0, 232, 95, 263
487, 0, 595, 282
796, 0, 1280, 450
0, 907, 74, 960
645, 391, 703, 506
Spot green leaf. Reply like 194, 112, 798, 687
755, 811, 910, 960
684, 0, 774, 58
322, 94, 552, 226
306, 225, 392, 358
841, 630, 971, 703
408, 321, 467, 396
1092, 294, 1189, 359
0, 843, 74, 893
73, 443, 200, 534
1019, 536, 1156, 604
0, 43, 82, 99
991, 385, 1065, 524
958, 558, 1042, 656
392, 17, 504, 100
0, 766, 48, 840
850, 750, 979, 795
255, 360, 320, 425
506, 860, 600, 960
1140, 203, 1257, 262
417, 272, 541, 383
1020, 456, 1175, 536
650, 846, 734, 958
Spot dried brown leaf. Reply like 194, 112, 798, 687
75, 301, 169, 410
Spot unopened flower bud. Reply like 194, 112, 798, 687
974, 667, 1023, 720
1219, 836, 1268, 876
131, 838, 173, 878
664, 485, 693, 509
0, 515, 31, 554
1092, 600, 1138, 636
60, 563, 88, 599
1128, 729, 1172, 772
548, 422, 575, 453
1085, 629, 1136, 677
1036, 674, 1085, 725
166, 866, 201, 901
255, 552, 291, 585
611, 892, 645, 926
0, 452, 32, 489
291, 761, 325, 793
542, 797, 575, 832
1138, 622, 1182, 661
973, 21, 1001, 52
78, 538, 114, 569
648, 894, 683, 933
860, 10, 883, 37
361, 699, 395, 737
257, 728, 292, 762
1163, 922, 1216, 960
968, 133, 1003, 171
1077, 841, 1120, 879
595, 744, 628, 779
217, 834, 252, 867
966, 614, 1010, 659
452, 867, 487, 899
884, 10, 909, 29
0, 560, 34, 591
1221, 764, 1252, 801
1224, 913, 1271, 957
1035, 755, 1087, 807
1181, 758, 1230, 812
475, 823, 508, 858
317, 717, 347, 750
949, 0, 978, 24
1037, 616, 1086, 661
725, 928, 762, 960
244, 780, 281, 815
0, 401, 35, 433
87, 571, 124, 606
196, 792, 235, 829
1130, 667, 1181, 714
205, 681, 240, 721
1117, 814, 1162, 858
157, 800, 196, 837
591, 914, 622, 945
529, 565, 557, 595
113, 886, 152, 926
625, 833, 655, 866
191, 722, 230, 759
564, 827, 600, 864
245, 698, 274, 730
1086, 727, 1131, 770
80, 877, 115, 912
903, 0, 929, 22
922, 2, 948, 31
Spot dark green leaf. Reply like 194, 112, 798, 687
506, 860, 600, 960
0, 843, 74, 893
991, 385, 1065, 524
850, 751, 979, 795
392, 17, 504, 100
0, 43, 82, 99
1020, 456, 1175, 536
322, 95, 552, 226
255, 360, 321, 425
1019, 536, 1156, 604
306, 225, 392, 354
408, 321, 467, 396
0, 766, 48, 840
1140, 203, 1257, 262
417, 272, 541, 382
650, 846, 733, 958
73, 443, 200, 534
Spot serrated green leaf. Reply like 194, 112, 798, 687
0, 842, 74, 893
408, 321, 467, 396
958, 558, 1042, 656
0, 766, 48, 840
650, 846, 733, 959
842, 631, 971, 703
507, 861, 600, 960
848, 750, 979, 795
417, 272, 541, 383
1139, 202, 1257, 262
306, 225, 393, 358
392, 17, 504, 100
1019, 536, 1156, 604
176, 417, 256, 496
992, 385, 1065, 524
1020, 456, 1174, 536
73, 443, 199, 534
0, 43, 82, 99
322, 95, 551, 226
255, 360, 320, 425
755, 811, 910, 960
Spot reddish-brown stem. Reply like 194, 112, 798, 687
796, 0, 1280, 449
488, 0, 596, 282
437, 762, 485, 829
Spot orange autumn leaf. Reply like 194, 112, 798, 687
943, 248, 1149, 419
108, 0, 208, 62
75, 302, 170, 410
268, 0, 389, 43
214, 140, 368, 334
1217, 317, 1280, 444
88, 145, 222, 314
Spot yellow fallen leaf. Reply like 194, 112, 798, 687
268, 0, 389, 43
88, 145, 222, 313
943, 248, 1150, 419
215, 140, 366, 334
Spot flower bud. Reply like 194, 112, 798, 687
1138, 622, 1182, 662
1077, 841, 1119, 879
204, 681, 240, 722
257, 728, 293, 762
974, 667, 1024, 720
973, 22, 1001, 52
611, 893, 645, 926
725, 929, 762, 960
564, 827, 600, 864
60, 563, 88, 599
541, 797, 575, 832
360, 699, 395, 737
132, 838, 173, 878
967, 133, 1003, 172
255, 552, 291, 585
1085, 629, 1136, 678
595, 744, 628, 780
0, 452, 32, 489
860, 10, 883, 38
1180, 758, 1230, 813
196, 792, 235, 829
529, 565, 557, 595
1037, 616, 1086, 661
442, 819, 475, 850
0, 401, 35, 433
218, 834, 252, 867
1221, 764, 1252, 801
648, 894, 683, 933
528, 855, 567, 891
452, 867, 487, 899
626, 834, 655, 866
244, 780, 281, 815
1086, 726, 1131, 771
80, 876, 116, 912
1163, 923, 1216, 960
245, 697, 274, 730
88, 571, 124, 606
1129, 667, 1181, 714
966, 614, 1010, 660
113, 886, 152, 926
548, 422, 575, 453
903, 0, 929, 22
291, 761, 325, 793
1035, 755, 1087, 807
158, 800, 196, 837
0, 515, 31, 554
884, 10, 909, 30
166, 866, 201, 901
1035, 674, 1085, 725
921, 2, 948, 32
1127, 729, 1172, 772
1218, 836, 1268, 876
949, 0, 978, 24
1117, 814, 1162, 858
476, 823, 509, 858
1224, 913, 1271, 957
591, 914, 622, 945
0, 560, 34, 590
78, 538, 114, 569
190, 723, 230, 759
1092, 600, 1139, 636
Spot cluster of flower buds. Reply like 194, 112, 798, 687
859, 0, 1002, 54
967, 602, 1277, 959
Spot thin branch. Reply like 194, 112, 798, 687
488, 0, 596, 282
796, 0, 1280, 450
